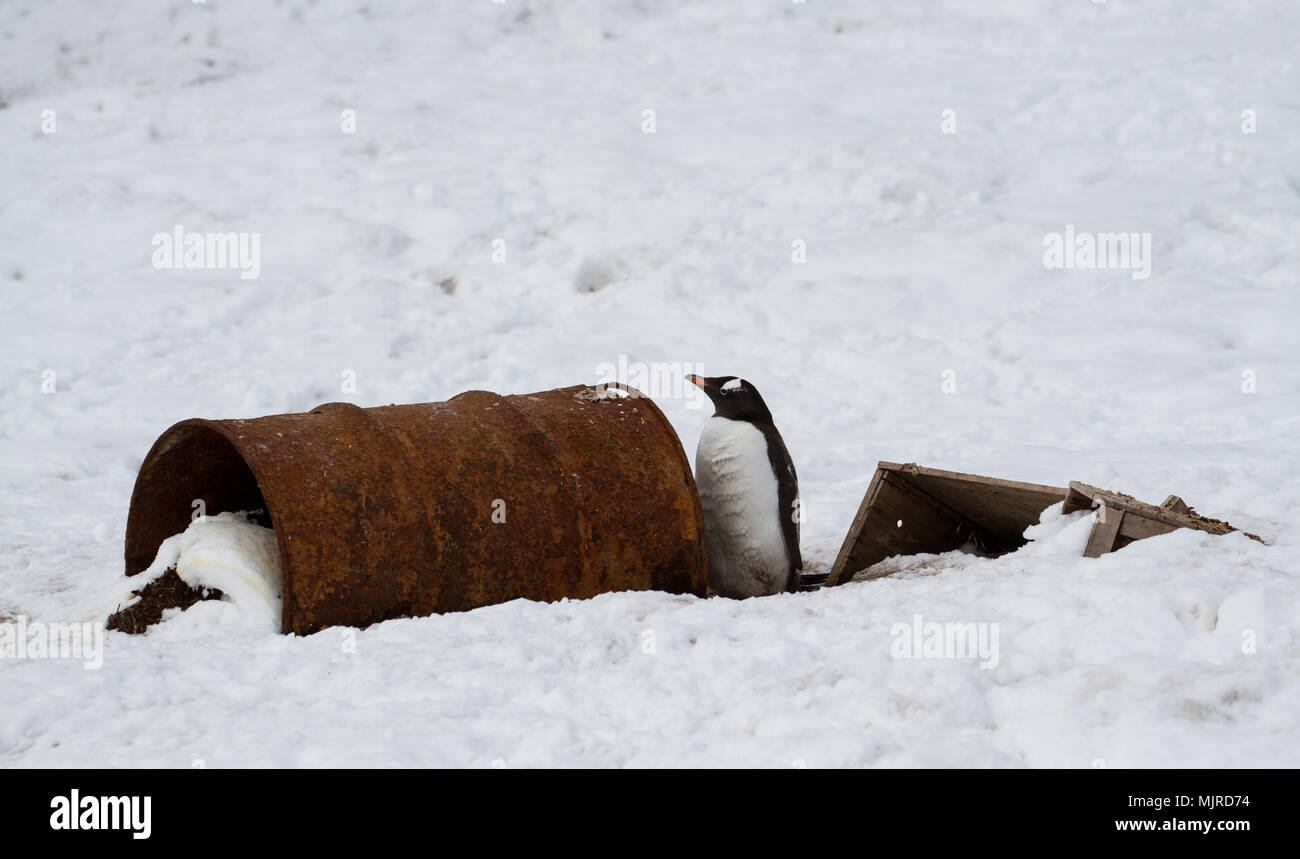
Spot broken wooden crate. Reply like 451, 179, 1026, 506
825, 462, 1259, 586
1061, 482, 1260, 558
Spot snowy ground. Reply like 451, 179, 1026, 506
2, 0, 1298, 767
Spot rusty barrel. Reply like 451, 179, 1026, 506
123, 384, 708, 634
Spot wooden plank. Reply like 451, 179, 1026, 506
826, 465, 887, 586
831, 471, 970, 582
884, 470, 982, 532
1068, 482, 1233, 534
1084, 509, 1124, 558
879, 463, 1067, 538
905, 472, 1067, 541
1068, 482, 1264, 554
879, 462, 1067, 498
1118, 515, 1179, 542
884, 469, 1023, 556
1062, 484, 1095, 516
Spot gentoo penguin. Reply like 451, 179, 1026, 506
687, 374, 801, 598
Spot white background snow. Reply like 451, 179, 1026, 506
1, 0, 1298, 767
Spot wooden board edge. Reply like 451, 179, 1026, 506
1067, 481, 1232, 534
826, 464, 888, 587
1083, 510, 1124, 558
879, 461, 1068, 498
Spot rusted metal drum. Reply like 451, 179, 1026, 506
122, 384, 707, 634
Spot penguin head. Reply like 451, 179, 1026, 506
686, 375, 773, 422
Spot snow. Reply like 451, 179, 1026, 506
2, 0, 1299, 767
120, 512, 282, 636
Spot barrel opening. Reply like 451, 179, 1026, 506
124, 422, 277, 579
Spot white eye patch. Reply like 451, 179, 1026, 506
721, 378, 743, 391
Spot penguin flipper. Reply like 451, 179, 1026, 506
762, 430, 802, 593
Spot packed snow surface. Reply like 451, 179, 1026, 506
2, 0, 1299, 766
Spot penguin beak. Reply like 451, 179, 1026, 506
686, 375, 708, 389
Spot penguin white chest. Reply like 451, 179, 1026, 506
695, 417, 789, 598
